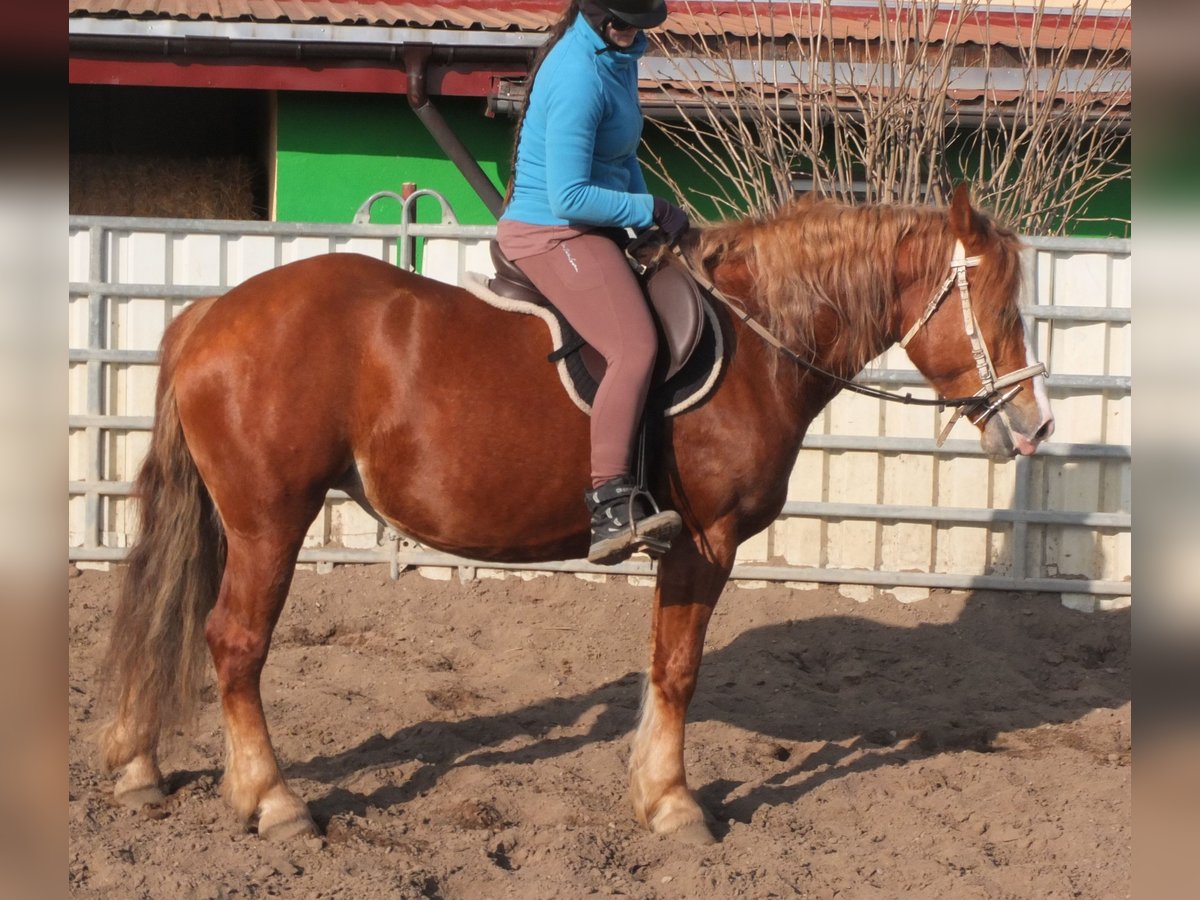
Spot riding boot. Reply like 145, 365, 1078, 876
584, 475, 683, 566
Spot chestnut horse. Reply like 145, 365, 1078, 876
100, 187, 1053, 845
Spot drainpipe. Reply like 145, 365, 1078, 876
405, 45, 504, 219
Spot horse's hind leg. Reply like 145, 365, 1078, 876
206, 524, 317, 840
629, 532, 733, 845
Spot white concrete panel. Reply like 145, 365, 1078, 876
934, 524, 989, 575
1103, 390, 1130, 450
1052, 253, 1109, 308
107, 489, 133, 548
171, 233, 223, 286
120, 431, 152, 486
774, 516, 822, 567
68, 228, 92, 282
882, 392, 938, 440
303, 506, 329, 549
1107, 321, 1130, 385
937, 455, 991, 508
1109, 530, 1131, 584
1046, 524, 1102, 580
1109, 254, 1131, 308
1052, 320, 1108, 377
1035, 250, 1055, 305
990, 458, 1017, 509
422, 237, 494, 287
1031, 315, 1052, 367
786, 447, 825, 502
279, 236, 333, 266
880, 522, 932, 572
110, 363, 158, 420
331, 500, 382, 551
110, 231, 167, 285
169, 298, 193, 321
114, 297, 168, 351
68, 359, 88, 418
225, 235, 278, 285
828, 450, 879, 505
1045, 459, 1102, 514
69, 294, 90, 350
462, 239, 495, 277
827, 391, 881, 437
65, 222, 1131, 595
735, 529, 769, 564
935, 456, 991, 573
68, 429, 88, 482
1048, 393, 1105, 445
882, 453, 933, 505
331, 236, 390, 260
68, 495, 87, 547
987, 527, 1014, 577
825, 520, 877, 570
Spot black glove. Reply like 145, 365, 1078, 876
652, 197, 690, 244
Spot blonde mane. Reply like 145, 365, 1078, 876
688, 198, 1022, 377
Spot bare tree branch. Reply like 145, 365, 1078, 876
644, 0, 1130, 235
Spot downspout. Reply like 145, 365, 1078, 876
405, 45, 505, 219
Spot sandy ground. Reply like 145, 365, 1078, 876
69, 565, 1130, 899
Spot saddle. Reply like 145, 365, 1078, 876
478, 239, 724, 417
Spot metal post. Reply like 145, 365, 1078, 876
85, 224, 105, 552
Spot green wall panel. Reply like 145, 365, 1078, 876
275, 92, 509, 228
275, 92, 1129, 239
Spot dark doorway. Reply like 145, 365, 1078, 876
70, 84, 271, 219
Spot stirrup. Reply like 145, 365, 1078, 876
585, 476, 681, 565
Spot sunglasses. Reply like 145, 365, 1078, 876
610, 17, 639, 31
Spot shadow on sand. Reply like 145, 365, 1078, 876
281, 589, 1129, 828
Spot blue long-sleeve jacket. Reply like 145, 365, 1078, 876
500, 15, 655, 230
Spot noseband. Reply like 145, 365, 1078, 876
662, 237, 1046, 447
899, 240, 1046, 445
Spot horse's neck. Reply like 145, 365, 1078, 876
706, 251, 898, 387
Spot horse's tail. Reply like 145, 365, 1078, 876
99, 300, 226, 772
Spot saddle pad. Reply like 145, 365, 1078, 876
461, 273, 725, 418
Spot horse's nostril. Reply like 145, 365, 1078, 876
1034, 419, 1054, 442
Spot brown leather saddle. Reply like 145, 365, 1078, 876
487, 239, 709, 390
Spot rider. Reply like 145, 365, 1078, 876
497, 0, 689, 566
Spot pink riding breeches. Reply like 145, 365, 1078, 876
504, 230, 657, 488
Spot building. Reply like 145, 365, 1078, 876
69, 1, 1131, 235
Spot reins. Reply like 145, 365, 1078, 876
643, 236, 1045, 444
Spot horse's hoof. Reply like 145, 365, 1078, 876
258, 813, 319, 842
115, 784, 166, 809
667, 821, 717, 846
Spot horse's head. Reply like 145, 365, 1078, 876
897, 186, 1054, 459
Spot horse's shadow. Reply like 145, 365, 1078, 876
285, 590, 1129, 828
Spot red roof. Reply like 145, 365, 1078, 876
68, 1, 1131, 51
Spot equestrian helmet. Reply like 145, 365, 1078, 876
581, 0, 668, 29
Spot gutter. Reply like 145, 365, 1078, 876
68, 19, 546, 52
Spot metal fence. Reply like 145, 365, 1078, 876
68, 213, 1130, 597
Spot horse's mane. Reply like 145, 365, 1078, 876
688, 197, 1022, 376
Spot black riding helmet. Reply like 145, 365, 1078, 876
579, 0, 669, 31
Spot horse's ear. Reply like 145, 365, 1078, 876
948, 183, 983, 243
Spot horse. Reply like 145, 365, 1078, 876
99, 186, 1054, 845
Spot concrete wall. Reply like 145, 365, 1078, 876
68, 217, 1131, 599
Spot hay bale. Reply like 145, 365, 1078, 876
69, 154, 260, 220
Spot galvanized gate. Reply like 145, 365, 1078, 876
68, 214, 1130, 599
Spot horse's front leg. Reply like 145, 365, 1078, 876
630, 530, 734, 845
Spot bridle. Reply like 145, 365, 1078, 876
655, 237, 1046, 447
897, 239, 1046, 445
